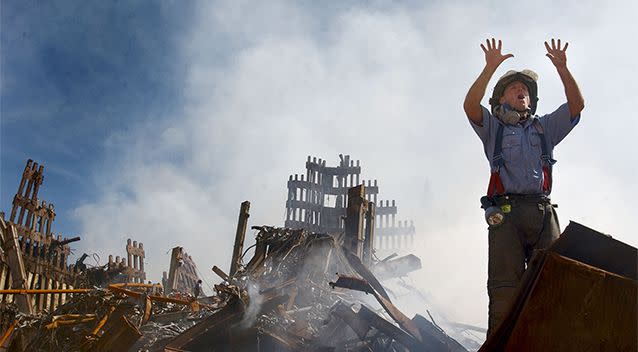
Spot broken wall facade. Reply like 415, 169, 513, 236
285, 154, 416, 251
0, 160, 80, 313
0, 160, 147, 314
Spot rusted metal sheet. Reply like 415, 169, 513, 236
0, 288, 91, 294
164, 296, 245, 351
93, 316, 142, 352
481, 251, 637, 351
481, 222, 638, 351
45, 314, 96, 329
551, 221, 637, 280
107, 284, 204, 307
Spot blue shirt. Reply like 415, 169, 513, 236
469, 103, 580, 195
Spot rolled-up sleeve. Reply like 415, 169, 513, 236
538, 103, 580, 146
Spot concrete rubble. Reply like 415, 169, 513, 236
1, 157, 636, 351
0, 223, 467, 351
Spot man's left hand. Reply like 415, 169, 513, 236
545, 38, 568, 69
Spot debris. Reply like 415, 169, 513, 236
481, 222, 638, 351
92, 316, 142, 351
1, 158, 474, 351
163, 247, 200, 296
230, 201, 251, 277
285, 155, 416, 252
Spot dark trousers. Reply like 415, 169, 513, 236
487, 198, 560, 337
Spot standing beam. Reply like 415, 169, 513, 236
363, 202, 376, 267
345, 185, 367, 259
165, 247, 183, 294
230, 201, 250, 277
10, 160, 33, 223
0, 218, 33, 314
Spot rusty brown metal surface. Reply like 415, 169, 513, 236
0, 178, 462, 352
551, 221, 637, 280
93, 316, 142, 352
142, 295, 153, 326
45, 314, 96, 329
0, 289, 91, 294
480, 222, 638, 352
345, 184, 367, 258
90, 305, 116, 337
164, 296, 245, 351
0, 160, 108, 314
106, 284, 206, 308
0, 320, 17, 348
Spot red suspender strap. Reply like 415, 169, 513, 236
488, 123, 506, 197
542, 166, 551, 193
487, 171, 505, 197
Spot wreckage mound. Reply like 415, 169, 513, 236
2, 288, 211, 352
1, 224, 466, 351
163, 226, 465, 352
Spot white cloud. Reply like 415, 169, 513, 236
73, 0, 638, 332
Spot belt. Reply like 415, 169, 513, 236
493, 193, 551, 205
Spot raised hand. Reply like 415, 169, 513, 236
545, 38, 568, 69
481, 38, 514, 69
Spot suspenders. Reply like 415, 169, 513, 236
486, 119, 556, 197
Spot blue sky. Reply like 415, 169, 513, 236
2, 0, 637, 332
1, 1, 192, 234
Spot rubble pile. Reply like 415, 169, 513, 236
160, 225, 467, 352
1, 286, 214, 351
0, 225, 466, 351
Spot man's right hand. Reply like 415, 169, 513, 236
481, 38, 514, 69
464, 38, 513, 124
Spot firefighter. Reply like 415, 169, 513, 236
463, 38, 584, 336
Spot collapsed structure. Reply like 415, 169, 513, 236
0, 157, 636, 351
0, 158, 465, 351
0, 160, 148, 315
286, 155, 416, 251
162, 247, 201, 295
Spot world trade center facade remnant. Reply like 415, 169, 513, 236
285, 154, 416, 251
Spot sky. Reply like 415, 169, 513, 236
1, 0, 637, 330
